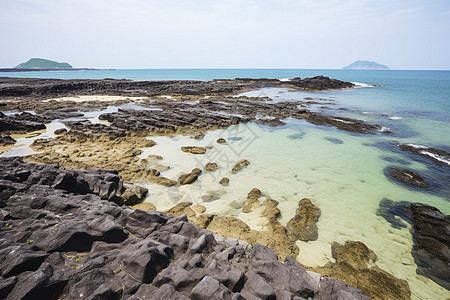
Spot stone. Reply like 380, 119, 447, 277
388, 167, 430, 187
408, 203, 450, 290
177, 168, 202, 185
286, 198, 321, 241
312, 241, 411, 300
181, 146, 207, 154
205, 162, 218, 172
231, 159, 250, 174
242, 188, 262, 213
217, 138, 226, 144
219, 177, 230, 186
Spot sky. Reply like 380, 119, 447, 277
1, 0, 450, 69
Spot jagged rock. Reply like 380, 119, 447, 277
219, 177, 230, 186
181, 146, 207, 154
231, 159, 250, 174
408, 203, 450, 290
313, 241, 411, 300
0, 136, 15, 146
286, 198, 321, 241
205, 162, 218, 172
0, 158, 372, 299
217, 138, 226, 144
388, 167, 430, 187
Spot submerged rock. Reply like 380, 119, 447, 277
313, 241, 411, 300
408, 203, 450, 290
181, 146, 207, 154
388, 167, 430, 187
286, 198, 321, 242
376, 198, 412, 229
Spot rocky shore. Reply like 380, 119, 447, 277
0, 157, 371, 300
1, 76, 448, 299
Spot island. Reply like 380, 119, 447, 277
15, 58, 73, 69
343, 60, 390, 70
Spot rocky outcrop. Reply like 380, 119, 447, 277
408, 203, 450, 290
0, 157, 147, 206
0, 112, 46, 134
0, 157, 372, 300
388, 167, 430, 187
286, 198, 321, 242
0, 135, 15, 146
313, 241, 411, 300
231, 159, 250, 174
398, 144, 450, 167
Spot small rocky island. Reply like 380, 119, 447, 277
343, 60, 390, 70
14, 58, 73, 69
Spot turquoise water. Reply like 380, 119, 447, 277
1, 69, 449, 299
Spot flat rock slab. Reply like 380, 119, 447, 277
388, 167, 430, 187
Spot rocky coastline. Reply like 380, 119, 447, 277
1, 76, 448, 299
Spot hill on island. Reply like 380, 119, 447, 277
343, 60, 389, 70
15, 58, 73, 69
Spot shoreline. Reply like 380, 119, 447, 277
1, 76, 449, 299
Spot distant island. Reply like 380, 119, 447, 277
343, 60, 390, 70
0, 58, 103, 72
15, 58, 73, 69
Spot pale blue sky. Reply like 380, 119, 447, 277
1, 0, 449, 69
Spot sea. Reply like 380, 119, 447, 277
2, 69, 450, 299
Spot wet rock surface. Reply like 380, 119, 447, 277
0, 157, 370, 300
408, 203, 450, 290
398, 144, 450, 167
287, 198, 321, 241
388, 167, 430, 187
0, 111, 46, 134
312, 241, 411, 300
0, 76, 353, 99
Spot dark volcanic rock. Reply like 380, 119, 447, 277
0, 112, 46, 134
398, 144, 450, 167
0, 157, 370, 300
0, 135, 15, 146
408, 203, 450, 290
388, 167, 430, 187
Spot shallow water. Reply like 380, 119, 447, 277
134, 87, 449, 300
